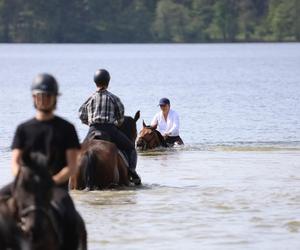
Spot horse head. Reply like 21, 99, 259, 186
136, 121, 167, 150
12, 151, 54, 244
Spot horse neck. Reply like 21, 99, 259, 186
154, 130, 167, 147
13, 169, 53, 211
120, 117, 136, 142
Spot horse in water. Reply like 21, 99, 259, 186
11, 152, 87, 250
69, 111, 140, 190
136, 121, 168, 151
0, 199, 30, 250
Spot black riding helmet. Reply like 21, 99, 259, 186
94, 69, 110, 86
31, 73, 59, 95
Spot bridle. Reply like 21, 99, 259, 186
19, 204, 63, 246
137, 129, 163, 150
13, 168, 62, 247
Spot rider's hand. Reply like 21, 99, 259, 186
163, 133, 170, 139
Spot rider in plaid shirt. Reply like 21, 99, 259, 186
79, 86, 124, 126
78, 69, 141, 184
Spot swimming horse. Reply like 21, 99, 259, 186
11, 152, 87, 250
136, 121, 169, 151
70, 111, 140, 190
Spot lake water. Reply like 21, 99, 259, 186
0, 43, 300, 249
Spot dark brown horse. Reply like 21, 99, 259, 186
0, 199, 30, 250
12, 153, 87, 250
136, 121, 168, 150
70, 111, 140, 190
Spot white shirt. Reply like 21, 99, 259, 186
151, 109, 180, 136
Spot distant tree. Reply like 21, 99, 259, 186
296, 0, 300, 40
152, 0, 191, 42
0, 0, 298, 43
0, 0, 19, 42
115, 0, 156, 42
238, 0, 257, 40
87, 0, 156, 42
268, 0, 296, 41
189, 0, 215, 41
210, 0, 238, 42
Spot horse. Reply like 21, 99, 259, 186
12, 152, 87, 250
69, 110, 140, 190
136, 121, 168, 150
0, 199, 30, 250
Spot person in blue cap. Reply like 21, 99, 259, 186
151, 97, 184, 145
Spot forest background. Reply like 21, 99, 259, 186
0, 0, 299, 43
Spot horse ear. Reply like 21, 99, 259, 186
134, 110, 140, 122
152, 123, 157, 130
142, 120, 146, 127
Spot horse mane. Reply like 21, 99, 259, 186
154, 130, 168, 147
13, 151, 54, 192
120, 116, 135, 140
119, 111, 140, 142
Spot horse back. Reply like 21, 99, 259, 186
71, 139, 127, 190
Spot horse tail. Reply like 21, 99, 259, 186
83, 150, 98, 190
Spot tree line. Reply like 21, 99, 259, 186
0, 0, 299, 43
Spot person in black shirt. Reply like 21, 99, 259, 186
6, 73, 81, 190
11, 116, 80, 190
0, 73, 82, 248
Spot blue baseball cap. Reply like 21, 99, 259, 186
159, 97, 170, 106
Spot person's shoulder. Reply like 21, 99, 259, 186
85, 91, 98, 101
54, 116, 75, 129
106, 90, 121, 100
154, 111, 161, 117
170, 109, 179, 116
17, 117, 37, 129
89, 91, 99, 100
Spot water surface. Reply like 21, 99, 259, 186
0, 43, 300, 249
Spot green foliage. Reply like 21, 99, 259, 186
267, 0, 297, 41
0, 0, 298, 42
209, 0, 238, 41
152, 0, 191, 42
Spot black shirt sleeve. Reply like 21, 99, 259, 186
65, 124, 81, 150
11, 125, 25, 150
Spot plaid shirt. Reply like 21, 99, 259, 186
79, 90, 125, 126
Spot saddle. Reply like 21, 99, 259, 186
90, 130, 111, 141
90, 131, 129, 168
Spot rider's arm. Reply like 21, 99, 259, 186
167, 112, 180, 136
79, 97, 92, 125
11, 149, 22, 176
52, 148, 79, 185
114, 96, 125, 126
